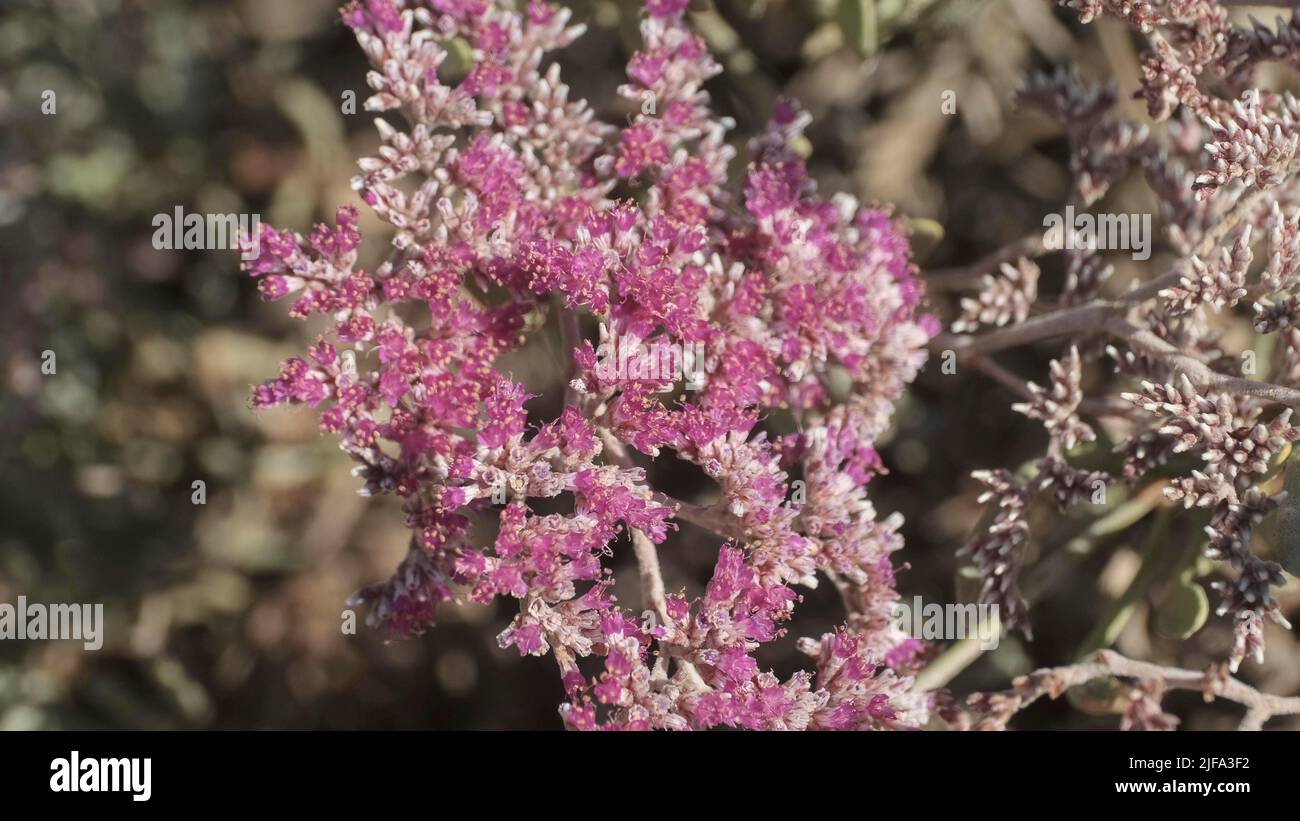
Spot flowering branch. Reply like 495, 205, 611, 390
951, 649, 1300, 731
968, 354, 1135, 418
937, 186, 1278, 357
245, 0, 936, 731
936, 0, 1300, 674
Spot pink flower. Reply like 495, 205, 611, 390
246, 0, 933, 730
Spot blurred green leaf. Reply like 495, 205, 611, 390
1154, 580, 1209, 640
838, 0, 876, 57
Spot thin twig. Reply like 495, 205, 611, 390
967, 649, 1300, 731
595, 429, 676, 612
931, 301, 1114, 357
557, 301, 583, 409
926, 233, 1048, 290
1106, 316, 1300, 407
968, 354, 1134, 418
595, 433, 715, 690
631, 529, 668, 617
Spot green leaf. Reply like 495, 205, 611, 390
1154, 580, 1209, 640
1065, 425, 1118, 473
839, 0, 877, 57
901, 217, 944, 261
955, 564, 983, 604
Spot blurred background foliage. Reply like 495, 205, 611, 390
1, 0, 1296, 729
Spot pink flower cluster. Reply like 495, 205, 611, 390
244, 0, 934, 730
